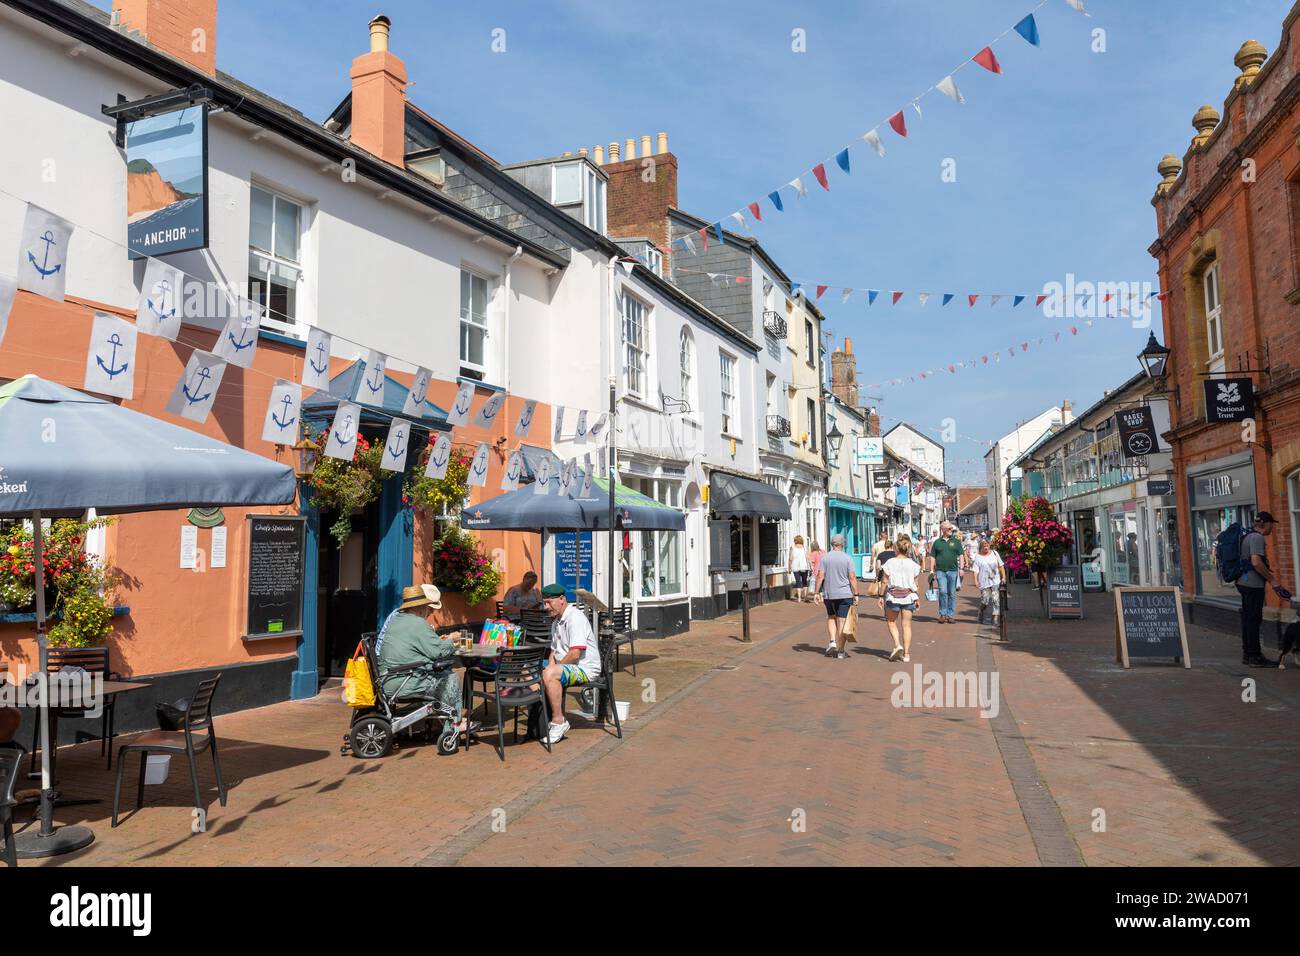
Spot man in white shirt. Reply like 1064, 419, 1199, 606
540, 583, 602, 743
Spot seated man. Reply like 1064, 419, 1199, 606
502, 570, 543, 616
539, 583, 601, 744
376, 584, 462, 719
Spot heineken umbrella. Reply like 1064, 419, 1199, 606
0, 375, 296, 857
461, 474, 684, 533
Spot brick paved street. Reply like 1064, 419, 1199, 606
15, 581, 1300, 866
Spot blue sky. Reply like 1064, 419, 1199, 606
92, 0, 1292, 484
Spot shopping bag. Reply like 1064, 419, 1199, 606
479, 619, 509, 646
925, 588, 939, 603
842, 603, 859, 642
342, 643, 375, 708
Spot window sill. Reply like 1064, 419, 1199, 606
0, 605, 130, 625
457, 374, 504, 393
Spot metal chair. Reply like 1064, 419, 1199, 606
610, 605, 636, 675
562, 628, 622, 739
31, 645, 117, 772
112, 675, 226, 827
0, 742, 24, 867
467, 645, 550, 761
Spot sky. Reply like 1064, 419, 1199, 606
89, 0, 1293, 484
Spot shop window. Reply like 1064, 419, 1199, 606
729, 515, 754, 572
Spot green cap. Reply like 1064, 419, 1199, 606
540, 583, 566, 597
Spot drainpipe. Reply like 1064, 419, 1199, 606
607, 254, 619, 617
502, 245, 523, 392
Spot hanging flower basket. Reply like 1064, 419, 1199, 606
430, 526, 501, 607
404, 440, 471, 517
991, 496, 1072, 577
306, 428, 385, 547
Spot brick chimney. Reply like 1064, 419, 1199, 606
867, 408, 881, 439
1061, 399, 1074, 424
112, 0, 217, 75
604, 131, 678, 259
830, 337, 859, 409
349, 15, 407, 167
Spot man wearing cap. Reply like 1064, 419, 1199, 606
1238, 512, 1293, 668
539, 583, 601, 743
375, 584, 462, 715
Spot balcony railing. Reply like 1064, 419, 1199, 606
762, 310, 788, 340
766, 414, 791, 437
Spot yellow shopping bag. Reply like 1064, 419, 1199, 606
342, 642, 376, 708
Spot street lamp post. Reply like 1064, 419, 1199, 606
1137, 331, 1171, 384
826, 419, 843, 468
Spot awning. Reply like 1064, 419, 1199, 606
709, 472, 791, 520
828, 497, 876, 515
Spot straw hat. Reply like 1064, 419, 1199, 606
399, 583, 442, 611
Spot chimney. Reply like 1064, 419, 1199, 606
1061, 399, 1074, 424
624, 137, 636, 160
830, 337, 859, 409
349, 15, 407, 167
593, 144, 604, 164
112, 0, 218, 74
867, 408, 881, 439
604, 131, 678, 259
641, 134, 652, 158
657, 132, 668, 154
608, 141, 620, 163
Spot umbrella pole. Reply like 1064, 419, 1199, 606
15, 510, 95, 858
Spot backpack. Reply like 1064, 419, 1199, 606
1215, 523, 1255, 584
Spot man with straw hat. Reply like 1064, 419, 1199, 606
375, 583, 463, 718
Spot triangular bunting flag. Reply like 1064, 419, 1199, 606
1156, 292, 1169, 301
990, 295, 1002, 307
1013, 295, 1025, 307
682, 234, 697, 255
867, 290, 879, 306
841, 288, 853, 304
619, 259, 635, 275
973, 47, 1002, 74
968, 294, 979, 307
912, 100, 923, 121
1065, 0, 1088, 14
748, 201, 763, 221
918, 292, 930, 307
1035, 294, 1048, 308
936, 75, 965, 104
790, 177, 808, 197
892, 291, 903, 305
888, 111, 908, 137
1014, 13, 1040, 46
1070, 326, 1078, 335
791, 282, 802, 297
713, 222, 725, 244
942, 293, 954, 306
835, 148, 850, 174
815, 285, 828, 300
769, 190, 784, 212
698, 227, 709, 250
863, 129, 885, 157
812, 163, 830, 190
730, 211, 746, 231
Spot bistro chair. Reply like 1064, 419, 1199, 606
31, 645, 117, 773
609, 605, 636, 675
112, 675, 226, 828
520, 609, 551, 645
562, 628, 622, 739
0, 742, 24, 867
467, 645, 551, 761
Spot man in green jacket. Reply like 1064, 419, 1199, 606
376, 584, 461, 714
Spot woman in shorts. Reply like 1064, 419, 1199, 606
789, 535, 811, 602
878, 535, 923, 662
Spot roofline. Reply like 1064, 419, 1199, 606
1014, 372, 1152, 466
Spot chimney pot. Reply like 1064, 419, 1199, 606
608, 141, 620, 163
625, 138, 635, 160
369, 14, 391, 52
578, 147, 588, 156
593, 144, 604, 164
657, 132, 668, 154
845, 337, 852, 355
641, 134, 652, 157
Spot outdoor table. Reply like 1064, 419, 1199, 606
18, 678, 152, 785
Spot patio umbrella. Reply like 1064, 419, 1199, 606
461, 474, 685, 533
0, 375, 296, 857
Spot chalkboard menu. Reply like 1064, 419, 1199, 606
245, 515, 306, 640
1046, 565, 1083, 619
1114, 587, 1190, 668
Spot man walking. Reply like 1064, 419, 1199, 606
815, 534, 859, 659
1237, 512, 1292, 668
928, 521, 965, 623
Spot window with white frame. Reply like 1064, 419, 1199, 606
764, 476, 790, 568
1290, 471, 1300, 593
646, 246, 663, 277
622, 293, 648, 399
719, 351, 738, 436
553, 162, 582, 205
805, 318, 815, 365
459, 269, 490, 379
248, 185, 303, 325
1204, 262, 1223, 367
678, 326, 695, 410
627, 478, 683, 598
585, 165, 606, 233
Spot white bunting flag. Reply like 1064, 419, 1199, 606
553, 405, 565, 443
357, 349, 388, 405
0, 274, 16, 349
402, 366, 432, 417
17, 203, 73, 302
862, 129, 885, 157
533, 453, 555, 495
302, 326, 333, 391
730, 211, 746, 232
1065, 0, 1089, 14
515, 399, 538, 437
589, 412, 608, 441
574, 409, 589, 445
912, 100, 923, 121
471, 390, 506, 429
165, 349, 226, 424
325, 402, 361, 461
213, 299, 261, 368
501, 449, 524, 490
918, 292, 930, 307
468, 442, 491, 487
380, 418, 411, 472
83, 311, 137, 399
990, 295, 1002, 307
597, 447, 607, 476
841, 288, 853, 304
619, 259, 635, 276
579, 455, 594, 498
790, 177, 808, 198
135, 258, 184, 340
446, 381, 475, 427
681, 234, 697, 255
424, 433, 452, 480
261, 379, 302, 445
937, 75, 965, 105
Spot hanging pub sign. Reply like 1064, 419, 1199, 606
126, 105, 209, 259
1113, 406, 1159, 460
873, 472, 893, 490
1203, 378, 1254, 423
1146, 478, 1173, 497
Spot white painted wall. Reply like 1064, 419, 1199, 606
985, 405, 1063, 526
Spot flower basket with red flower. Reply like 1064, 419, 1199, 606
306, 427, 386, 547
991, 496, 1072, 577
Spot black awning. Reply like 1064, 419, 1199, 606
709, 472, 792, 520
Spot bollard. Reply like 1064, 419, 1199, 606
999, 582, 1009, 642
741, 582, 751, 642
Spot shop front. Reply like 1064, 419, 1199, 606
706, 470, 793, 614
828, 496, 876, 578
1186, 453, 1257, 607
618, 469, 690, 637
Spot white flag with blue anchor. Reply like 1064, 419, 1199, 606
553, 406, 565, 443
589, 412, 608, 441
467, 441, 491, 488
574, 409, 590, 445
532, 453, 555, 495
325, 401, 361, 461
579, 456, 593, 499
501, 448, 524, 491
302, 326, 333, 391
470, 390, 506, 429
446, 381, 475, 428
558, 458, 576, 496
83, 311, 138, 399
358, 349, 388, 405
401, 366, 432, 418
17, 203, 73, 302
134, 258, 184, 340
424, 433, 452, 480
213, 299, 261, 369
260, 379, 302, 445
165, 349, 227, 423
514, 399, 538, 438
0, 273, 16, 349
380, 417, 411, 473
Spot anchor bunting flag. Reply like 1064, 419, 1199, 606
446, 381, 475, 428
0, 273, 16, 349
17, 203, 73, 302
972, 46, 1002, 74
1014, 13, 1040, 46
260, 379, 302, 445
768, 191, 784, 213
359, 349, 388, 404
213, 300, 261, 369
302, 326, 333, 392
165, 349, 227, 424
83, 311, 137, 400
501, 448, 525, 491
380, 418, 412, 473
863, 129, 885, 157
559, 458, 576, 497
553, 405, 565, 443
532, 454, 556, 495
579, 456, 594, 499
936, 75, 965, 105
467, 442, 491, 488
135, 259, 184, 340
515, 398, 538, 438
574, 409, 590, 445
424, 433, 453, 480
597, 446, 608, 477
325, 401, 362, 461
470, 390, 506, 429
589, 412, 608, 441
401, 366, 432, 417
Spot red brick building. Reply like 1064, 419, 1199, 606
1150, 8, 1300, 634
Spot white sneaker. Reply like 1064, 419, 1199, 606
546, 720, 570, 744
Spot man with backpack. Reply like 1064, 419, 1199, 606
1222, 513, 1292, 667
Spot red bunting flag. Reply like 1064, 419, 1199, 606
815, 285, 829, 299
698, 227, 709, 250
888, 111, 908, 137
1035, 294, 1048, 307
1157, 292, 1169, 301
748, 202, 762, 222
981, 355, 988, 364
1022, 342, 1029, 352
812, 163, 830, 190
892, 291, 904, 305
1102, 293, 1112, 303
973, 46, 1002, 74
948, 365, 956, 374
1070, 326, 1078, 335
968, 294, 979, 307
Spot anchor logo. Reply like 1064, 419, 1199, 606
147, 280, 176, 325
431, 439, 450, 469
506, 456, 521, 482
454, 388, 472, 418
387, 427, 406, 459
518, 402, 535, 431
309, 340, 329, 377
27, 230, 62, 279
270, 393, 296, 432
472, 449, 489, 478
95, 333, 130, 379
332, 414, 356, 447
537, 458, 552, 484
364, 362, 384, 397
227, 321, 254, 352
410, 375, 428, 408
480, 396, 502, 422
182, 365, 213, 405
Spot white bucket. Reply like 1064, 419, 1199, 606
144, 754, 171, 786
615, 700, 630, 721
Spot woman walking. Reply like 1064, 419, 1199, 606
789, 534, 812, 603
879, 535, 923, 662
809, 541, 824, 589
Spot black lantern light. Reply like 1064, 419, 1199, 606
826, 418, 844, 466
1138, 331, 1170, 381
